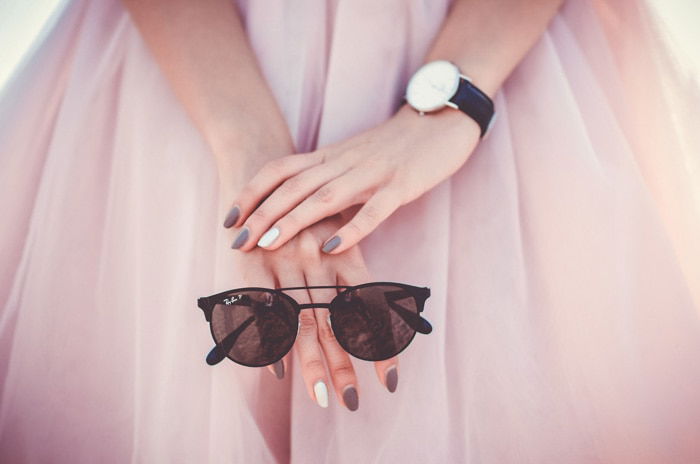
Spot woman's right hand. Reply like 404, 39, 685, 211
225, 212, 400, 411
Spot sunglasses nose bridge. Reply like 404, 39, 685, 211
293, 305, 335, 334
297, 303, 332, 310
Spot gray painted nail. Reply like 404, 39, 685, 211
231, 227, 249, 249
223, 205, 240, 228
385, 366, 398, 393
322, 235, 341, 253
273, 360, 284, 379
343, 385, 359, 411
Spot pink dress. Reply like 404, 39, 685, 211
2, 0, 700, 462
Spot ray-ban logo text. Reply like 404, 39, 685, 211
223, 295, 242, 305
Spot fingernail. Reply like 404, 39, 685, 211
231, 227, 249, 249
321, 235, 341, 253
223, 205, 240, 228
313, 380, 329, 408
385, 365, 398, 393
257, 226, 280, 248
272, 360, 284, 379
342, 385, 359, 411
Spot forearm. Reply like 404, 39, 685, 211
425, 0, 564, 97
121, 0, 294, 184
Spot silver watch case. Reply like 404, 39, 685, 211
405, 60, 466, 114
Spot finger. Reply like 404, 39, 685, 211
236, 256, 287, 380
375, 356, 400, 393
223, 152, 323, 229
305, 269, 360, 412
264, 265, 290, 382
321, 187, 400, 254
256, 169, 376, 252
277, 272, 331, 409
266, 358, 287, 380
331, 241, 372, 285
334, 247, 398, 391
235, 161, 348, 252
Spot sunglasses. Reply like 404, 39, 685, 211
197, 282, 433, 367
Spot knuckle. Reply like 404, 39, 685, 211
281, 211, 299, 228
359, 202, 382, 223
349, 262, 369, 280
362, 154, 389, 172
273, 246, 295, 261
237, 184, 254, 200
331, 364, 355, 380
344, 220, 364, 238
249, 207, 269, 224
296, 235, 321, 257
387, 181, 408, 203
303, 358, 326, 374
279, 175, 302, 195
318, 323, 336, 343
280, 153, 298, 164
298, 311, 318, 336
261, 158, 284, 177
386, 193, 402, 212
312, 185, 335, 204
316, 150, 329, 164
352, 187, 374, 204
387, 178, 410, 202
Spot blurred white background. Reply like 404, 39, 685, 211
0, 0, 699, 92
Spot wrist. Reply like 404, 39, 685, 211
207, 112, 295, 187
396, 102, 481, 144
207, 110, 293, 159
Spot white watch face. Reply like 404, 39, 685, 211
406, 60, 460, 112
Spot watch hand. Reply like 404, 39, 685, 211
428, 81, 444, 91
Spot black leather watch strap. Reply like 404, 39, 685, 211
448, 78, 495, 138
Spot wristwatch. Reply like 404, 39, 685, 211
405, 60, 496, 138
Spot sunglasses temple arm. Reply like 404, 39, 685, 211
385, 298, 433, 334
205, 316, 256, 365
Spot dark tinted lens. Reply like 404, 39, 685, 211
211, 290, 297, 367
330, 285, 419, 361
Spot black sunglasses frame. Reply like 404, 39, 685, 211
197, 281, 432, 367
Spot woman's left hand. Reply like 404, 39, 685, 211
224, 103, 482, 254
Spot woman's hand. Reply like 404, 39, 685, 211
223, 103, 481, 254
230, 213, 400, 411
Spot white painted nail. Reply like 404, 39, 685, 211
313, 380, 329, 408
257, 226, 280, 248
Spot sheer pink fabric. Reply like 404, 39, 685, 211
1, 0, 700, 462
